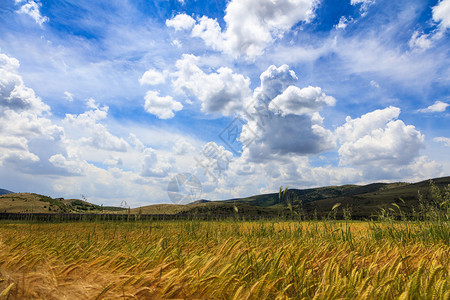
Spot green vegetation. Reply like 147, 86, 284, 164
1, 176, 449, 220
0, 193, 126, 214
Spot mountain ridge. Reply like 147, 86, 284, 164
1, 176, 449, 218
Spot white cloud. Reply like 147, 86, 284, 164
139, 69, 166, 85
434, 137, 450, 147
191, 16, 226, 52
418, 100, 449, 113
350, 0, 375, 16
336, 106, 424, 166
64, 91, 74, 102
166, 13, 196, 31
0, 53, 50, 114
0, 52, 64, 168
168, 0, 317, 58
64, 104, 129, 152
409, 31, 433, 50
103, 157, 123, 167
16, 0, 49, 26
144, 90, 183, 119
140, 148, 171, 178
269, 85, 336, 117
409, 0, 450, 51
239, 65, 336, 162
49, 154, 84, 176
336, 16, 353, 29
370, 80, 380, 88
172, 54, 251, 115
432, 0, 450, 30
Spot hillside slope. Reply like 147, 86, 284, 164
0, 189, 13, 196
0, 193, 125, 213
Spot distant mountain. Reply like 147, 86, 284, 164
0, 189, 13, 195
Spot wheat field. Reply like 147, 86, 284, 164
0, 220, 448, 299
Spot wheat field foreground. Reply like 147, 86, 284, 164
0, 220, 448, 299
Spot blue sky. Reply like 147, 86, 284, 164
0, 0, 449, 207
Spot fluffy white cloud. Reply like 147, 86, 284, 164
433, 0, 450, 30
191, 16, 226, 52
409, 0, 450, 50
434, 137, 450, 147
165, 13, 195, 31
140, 148, 171, 178
168, 0, 317, 58
144, 91, 183, 119
417, 100, 449, 113
409, 31, 433, 50
64, 91, 74, 102
0, 53, 49, 114
269, 86, 336, 116
239, 65, 335, 162
16, 0, 49, 26
48, 154, 85, 176
0, 52, 64, 169
64, 101, 129, 152
139, 69, 166, 85
337, 106, 424, 166
172, 54, 251, 115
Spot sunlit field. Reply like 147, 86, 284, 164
0, 220, 448, 299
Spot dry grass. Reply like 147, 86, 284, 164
0, 220, 448, 299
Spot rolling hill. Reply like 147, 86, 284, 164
1, 176, 449, 218
0, 189, 13, 196
0, 193, 126, 214
132, 176, 450, 219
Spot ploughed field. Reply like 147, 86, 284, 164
0, 220, 448, 299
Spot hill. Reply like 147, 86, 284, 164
130, 176, 450, 219
1, 176, 449, 219
0, 193, 126, 214
0, 189, 13, 196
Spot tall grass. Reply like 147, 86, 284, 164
0, 219, 448, 299
0, 181, 448, 299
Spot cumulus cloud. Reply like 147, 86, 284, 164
103, 157, 123, 167
417, 100, 449, 113
239, 64, 336, 162
0, 53, 50, 114
140, 148, 171, 178
336, 106, 424, 166
409, 31, 433, 50
432, 0, 450, 30
64, 101, 129, 152
165, 13, 196, 31
144, 91, 183, 119
16, 0, 49, 26
167, 0, 317, 58
0, 52, 64, 168
49, 154, 84, 176
139, 69, 166, 85
269, 86, 336, 116
409, 0, 450, 50
172, 54, 251, 115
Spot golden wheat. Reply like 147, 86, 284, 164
0, 220, 448, 299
